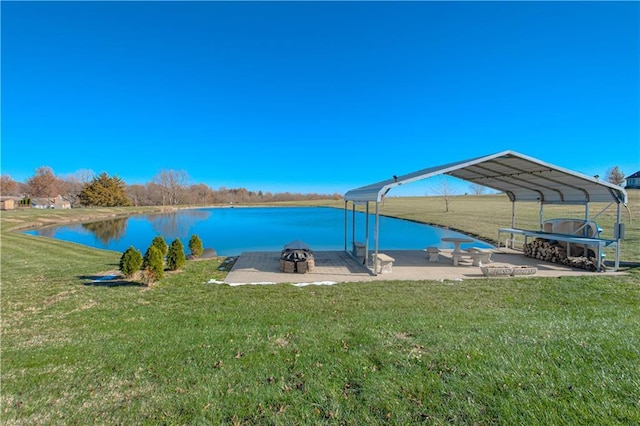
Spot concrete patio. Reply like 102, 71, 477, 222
224, 248, 626, 285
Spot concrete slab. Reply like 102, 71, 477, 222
224, 249, 625, 285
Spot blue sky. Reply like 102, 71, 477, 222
2, 1, 639, 196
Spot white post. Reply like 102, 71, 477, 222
374, 201, 380, 275
584, 203, 590, 256
364, 202, 370, 266
352, 203, 356, 255
509, 201, 517, 248
615, 202, 622, 271
344, 201, 348, 252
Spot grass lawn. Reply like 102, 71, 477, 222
1, 200, 639, 424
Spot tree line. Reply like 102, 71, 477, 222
0, 167, 342, 207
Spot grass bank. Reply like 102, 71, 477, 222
1, 199, 639, 424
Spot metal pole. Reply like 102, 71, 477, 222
539, 201, 544, 231
615, 202, 622, 271
344, 201, 348, 252
352, 203, 356, 255
374, 201, 380, 275
584, 203, 590, 256
509, 201, 516, 248
364, 202, 370, 265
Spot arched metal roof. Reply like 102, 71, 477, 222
344, 150, 628, 204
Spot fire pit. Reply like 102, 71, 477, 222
280, 240, 315, 273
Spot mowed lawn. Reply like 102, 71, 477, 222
1, 196, 639, 424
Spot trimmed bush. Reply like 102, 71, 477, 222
119, 246, 143, 278
166, 239, 186, 271
188, 234, 204, 257
143, 236, 168, 269
151, 235, 169, 256
144, 245, 164, 284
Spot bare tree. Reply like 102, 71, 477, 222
26, 166, 62, 198
0, 174, 20, 196
151, 169, 189, 205
468, 182, 485, 196
431, 177, 458, 212
126, 184, 146, 207
188, 183, 215, 205
59, 169, 96, 207
606, 166, 625, 186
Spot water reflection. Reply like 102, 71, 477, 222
82, 218, 128, 244
37, 226, 59, 239
148, 210, 211, 240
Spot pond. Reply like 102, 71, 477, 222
24, 206, 493, 255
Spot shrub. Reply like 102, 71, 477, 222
151, 236, 169, 256
143, 245, 164, 284
119, 246, 143, 278
143, 236, 168, 269
188, 234, 204, 257
166, 239, 186, 271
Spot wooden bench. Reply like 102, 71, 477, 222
371, 253, 395, 274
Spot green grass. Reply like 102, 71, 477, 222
2, 200, 640, 424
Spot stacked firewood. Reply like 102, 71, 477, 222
523, 238, 599, 271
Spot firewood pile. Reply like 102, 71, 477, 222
523, 238, 599, 271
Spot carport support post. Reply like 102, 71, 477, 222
509, 201, 516, 248
364, 202, 370, 266
374, 201, 380, 275
352, 203, 356, 253
344, 201, 348, 251
615, 203, 621, 271
584, 203, 590, 256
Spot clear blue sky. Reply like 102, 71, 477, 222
2, 1, 639, 196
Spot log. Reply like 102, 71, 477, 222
523, 239, 597, 271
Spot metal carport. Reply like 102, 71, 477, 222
343, 150, 628, 273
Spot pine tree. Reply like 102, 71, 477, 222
166, 239, 186, 271
78, 172, 131, 207
188, 234, 204, 257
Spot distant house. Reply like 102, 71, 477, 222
626, 171, 640, 189
31, 198, 54, 209
0, 197, 16, 211
53, 195, 71, 209
31, 195, 72, 209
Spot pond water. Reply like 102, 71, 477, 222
24, 207, 492, 255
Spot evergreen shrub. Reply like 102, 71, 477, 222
119, 246, 143, 278
143, 236, 168, 269
151, 236, 169, 256
189, 234, 204, 257
167, 239, 186, 271
144, 245, 164, 284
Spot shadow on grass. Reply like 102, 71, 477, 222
78, 274, 145, 287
